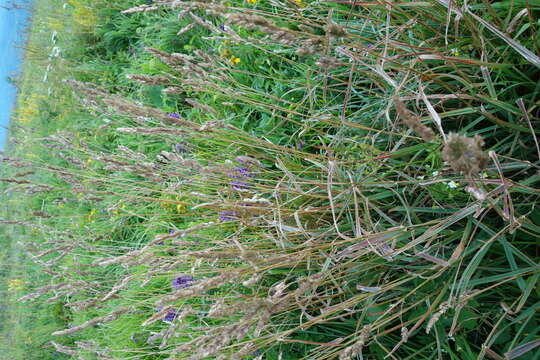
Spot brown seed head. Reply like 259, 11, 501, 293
442, 133, 489, 175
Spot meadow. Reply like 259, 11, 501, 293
1, 0, 539, 359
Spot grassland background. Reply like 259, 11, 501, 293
1, 0, 539, 359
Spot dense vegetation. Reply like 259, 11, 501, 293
1, 0, 539, 359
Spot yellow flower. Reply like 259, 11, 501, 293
87, 158, 93, 164
230, 56, 241, 65
8, 279, 24, 292
88, 209, 97, 222
294, 0, 307, 7
247, 0, 257, 4
220, 48, 230, 58
176, 204, 186, 213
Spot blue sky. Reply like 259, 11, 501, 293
0, 2, 32, 151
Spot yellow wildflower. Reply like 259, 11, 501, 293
88, 209, 97, 222
8, 279, 24, 292
230, 56, 241, 65
247, 0, 257, 4
220, 48, 230, 58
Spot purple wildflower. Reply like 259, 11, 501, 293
231, 181, 250, 191
219, 24, 228, 32
219, 210, 239, 222
163, 308, 179, 322
174, 142, 189, 154
235, 156, 260, 167
168, 112, 180, 118
229, 166, 254, 179
236, 166, 254, 177
172, 276, 194, 289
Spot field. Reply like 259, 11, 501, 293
1, 0, 539, 359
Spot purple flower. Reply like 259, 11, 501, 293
219, 24, 228, 32
163, 308, 179, 322
231, 181, 250, 191
168, 112, 180, 118
236, 166, 254, 177
235, 156, 259, 167
172, 276, 194, 289
219, 210, 239, 222
174, 142, 189, 153
229, 166, 254, 179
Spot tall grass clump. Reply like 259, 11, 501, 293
1, 0, 539, 359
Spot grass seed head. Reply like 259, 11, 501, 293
442, 133, 489, 175
393, 97, 436, 142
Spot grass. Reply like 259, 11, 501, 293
1, 0, 539, 359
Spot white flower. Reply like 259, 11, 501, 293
447, 181, 459, 189
432, 171, 439, 176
